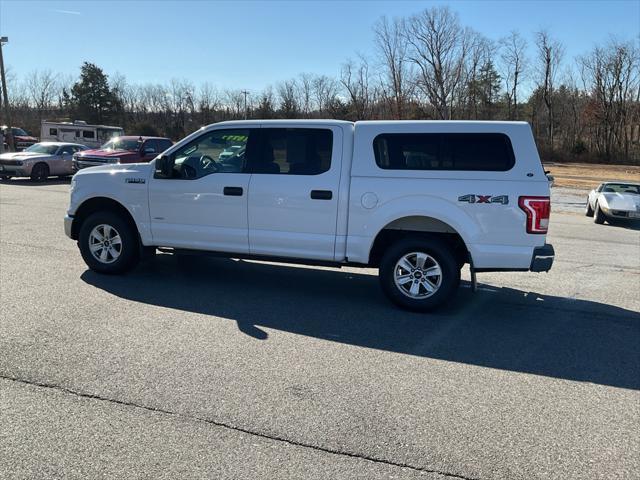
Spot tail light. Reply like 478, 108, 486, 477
518, 196, 550, 234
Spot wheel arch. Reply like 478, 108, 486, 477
368, 215, 471, 268
31, 161, 50, 177
71, 196, 140, 242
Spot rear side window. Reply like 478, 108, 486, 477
49, 128, 57, 136
253, 128, 333, 175
373, 133, 515, 171
158, 139, 173, 152
143, 140, 159, 153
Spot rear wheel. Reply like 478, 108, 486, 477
379, 237, 460, 312
585, 198, 594, 217
78, 211, 140, 274
30, 163, 49, 182
594, 203, 606, 224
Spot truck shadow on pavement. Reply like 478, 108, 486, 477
81, 254, 640, 390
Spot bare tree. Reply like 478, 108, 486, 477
374, 16, 413, 118
404, 6, 471, 119
535, 30, 564, 151
199, 82, 221, 125
26, 69, 58, 123
255, 86, 276, 119
580, 38, 640, 161
298, 73, 315, 117
340, 56, 376, 120
312, 75, 339, 115
500, 31, 528, 119
277, 79, 299, 117
224, 89, 245, 119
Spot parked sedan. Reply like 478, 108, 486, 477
586, 182, 640, 224
0, 142, 88, 182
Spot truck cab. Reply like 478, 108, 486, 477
64, 120, 553, 311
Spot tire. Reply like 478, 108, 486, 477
30, 163, 50, 182
379, 236, 460, 312
585, 198, 594, 217
594, 203, 606, 224
78, 211, 140, 274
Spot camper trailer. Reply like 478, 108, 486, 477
41, 121, 124, 149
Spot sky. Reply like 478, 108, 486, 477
1, 0, 639, 93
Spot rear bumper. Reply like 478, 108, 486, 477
530, 244, 554, 272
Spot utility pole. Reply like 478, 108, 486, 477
241, 90, 249, 119
0, 36, 14, 152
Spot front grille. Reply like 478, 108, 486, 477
611, 210, 628, 217
77, 156, 111, 163
0, 159, 22, 166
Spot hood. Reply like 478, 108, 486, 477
601, 192, 640, 211
73, 161, 153, 177
14, 135, 38, 142
0, 151, 53, 161
77, 148, 138, 159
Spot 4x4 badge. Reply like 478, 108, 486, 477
458, 194, 509, 205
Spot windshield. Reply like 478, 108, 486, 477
2, 127, 28, 136
102, 138, 141, 152
602, 183, 640, 194
24, 144, 59, 155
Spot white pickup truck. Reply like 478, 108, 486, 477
64, 120, 554, 310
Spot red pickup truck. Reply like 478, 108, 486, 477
1, 126, 38, 151
73, 136, 173, 170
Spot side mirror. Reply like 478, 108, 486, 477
154, 155, 173, 178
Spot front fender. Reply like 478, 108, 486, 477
69, 165, 152, 244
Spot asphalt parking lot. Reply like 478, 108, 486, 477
1, 179, 639, 480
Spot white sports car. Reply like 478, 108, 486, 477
586, 182, 640, 224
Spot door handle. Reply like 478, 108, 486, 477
223, 186, 243, 196
310, 190, 332, 200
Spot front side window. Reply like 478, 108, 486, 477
253, 128, 333, 175
168, 129, 252, 179
374, 133, 515, 171
58, 145, 75, 155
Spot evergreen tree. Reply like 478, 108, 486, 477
69, 62, 118, 123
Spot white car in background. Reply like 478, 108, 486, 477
0, 142, 88, 182
586, 182, 640, 224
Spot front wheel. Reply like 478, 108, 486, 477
585, 198, 594, 217
78, 211, 140, 274
594, 203, 606, 224
30, 163, 50, 182
379, 237, 460, 312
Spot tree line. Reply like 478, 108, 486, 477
2, 6, 639, 164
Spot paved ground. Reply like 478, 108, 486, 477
1, 179, 639, 480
